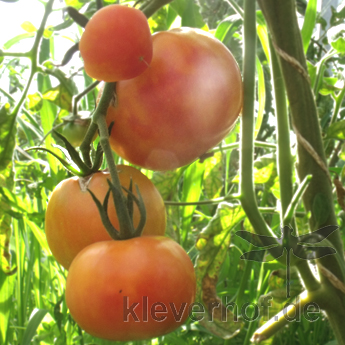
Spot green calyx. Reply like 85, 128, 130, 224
88, 178, 147, 241
26, 124, 103, 177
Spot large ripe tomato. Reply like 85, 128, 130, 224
65, 236, 196, 341
79, 5, 152, 82
105, 27, 243, 171
45, 165, 166, 269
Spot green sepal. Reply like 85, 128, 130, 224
107, 180, 135, 240
25, 146, 85, 176
66, 7, 89, 28
92, 142, 104, 171
126, 178, 134, 225
121, 184, 147, 237
57, 42, 79, 67
87, 187, 121, 240
96, 0, 103, 9
53, 130, 93, 175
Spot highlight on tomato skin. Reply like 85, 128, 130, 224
65, 236, 197, 342
45, 165, 166, 269
104, 27, 243, 171
79, 4, 153, 82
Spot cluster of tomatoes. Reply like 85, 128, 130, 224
45, 4, 242, 342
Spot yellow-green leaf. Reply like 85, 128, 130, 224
21, 21, 37, 33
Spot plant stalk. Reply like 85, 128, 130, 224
240, 0, 279, 244
257, 0, 345, 342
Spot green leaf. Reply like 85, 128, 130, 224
0, 100, 15, 276
25, 220, 52, 256
257, 11, 270, 63
171, 0, 206, 28
195, 203, 245, 338
307, 61, 317, 88
42, 84, 73, 111
319, 77, 342, 95
25, 92, 43, 112
21, 21, 37, 33
301, 0, 317, 53
0, 105, 16, 175
232, 161, 276, 184
215, 15, 242, 43
21, 309, 49, 345
204, 152, 223, 199
0, 270, 15, 344
327, 24, 345, 54
326, 119, 345, 140
151, 169, 184, 200
64, 0, 88, 10
3, 33, 35, 50
181, 161, 206, 244
43, 26, 54, 39
166, 6, 179, 29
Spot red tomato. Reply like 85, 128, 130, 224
45, 165, 166, 269
79, 5, 152, 82
65, 236, 196, 341
105, 27, 243, 171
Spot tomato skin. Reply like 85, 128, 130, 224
45, 165, 166, 269
79, 5, 152, 82
65, 236, 196, 341
105, 27, 242, 171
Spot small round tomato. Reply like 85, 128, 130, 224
65, 236, 196, 341
105, 27, 242, 171
45, 165, 166, 269
79, 5, 153, 82
61, 116, 96, 147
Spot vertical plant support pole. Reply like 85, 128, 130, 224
257, 0, 345, 342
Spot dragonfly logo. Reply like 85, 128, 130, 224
236, 225, 338, 298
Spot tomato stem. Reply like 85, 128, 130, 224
91, 82, 146, 240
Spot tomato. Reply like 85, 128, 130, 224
79, 5, 153, 82
65, 236, 196, 341
61, 117, 96, 147
45, 165, 166, 269
105, 27, 243, 171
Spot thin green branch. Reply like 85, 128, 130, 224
330, 85, 345, 126
0, 51, 30, 58
283, 175, 312, 225
72, 80, 100, 117
269, 38, 294, 224
224, 0, 244, 18
9, 0, 54, 120
239, 0, 279, 245
140, 0, 174, 18
209, 140, 276, 155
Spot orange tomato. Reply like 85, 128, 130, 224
45, 165, 166, 269
66, 237, 196, 341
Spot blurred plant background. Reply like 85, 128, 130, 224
1, 0, 345, 344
